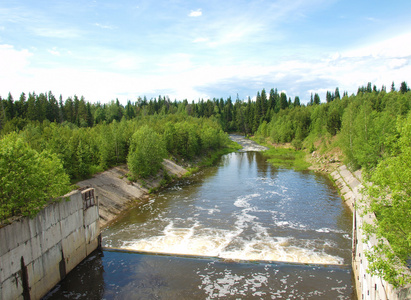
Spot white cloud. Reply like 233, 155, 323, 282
388, 58, 409, 70
192, 37, 209, 43
189, 9, 202, 17
48, 47, 60, 56
32, 27, 81, 39
112, 55, 142, 70
94, 23, 116, 30
344, 32, 411, 59
205, 21, 265, 48
0, 44, 32, 74
0, 45, 34, 99
156, 53, 193, 72
366, 17, 378, 22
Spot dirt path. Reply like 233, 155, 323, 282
76, 159, 187, 228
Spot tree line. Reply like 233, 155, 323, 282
1, 81, 409, 136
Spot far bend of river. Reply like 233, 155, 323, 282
44, 137, 355, 299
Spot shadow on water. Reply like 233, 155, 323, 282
43, 249, 356, 300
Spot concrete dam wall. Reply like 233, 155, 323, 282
331, 166, 411, 300
0, 188, 100, 300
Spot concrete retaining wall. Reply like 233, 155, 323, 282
0, 188, 100, 300
331, 166, 411, 300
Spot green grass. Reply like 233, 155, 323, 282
250, 135, 311, 170
263, 147, 311, 171
227, 139, 243, 151
199, 143, 241, 167
179, 142, 241, 178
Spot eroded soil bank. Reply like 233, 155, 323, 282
76, 159, 188, 228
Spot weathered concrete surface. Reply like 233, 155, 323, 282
330, 165, 361, 213
0, 189, 100, 300
330, 165, 411, 300
77, 160, 188, 228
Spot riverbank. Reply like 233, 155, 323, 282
76, 140, 241, 228
306, 147, 357, 212
76, 159, 188, 228
249, 136, 411, 298
251, 136, 355, 210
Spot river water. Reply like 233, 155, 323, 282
44, 137, 355, 299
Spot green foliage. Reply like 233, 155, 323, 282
0, 133, 71, 220
340, 93, 399, 170
98, 119, 132, 168
127, 125, 167, 178
326, 108, 341, 135
360, 112, 411, 287
263, 147, 310, 170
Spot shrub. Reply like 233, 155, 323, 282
0, 133, 71, 220
127, 125, 167, 178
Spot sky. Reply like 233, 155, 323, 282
1, 0, 411, 105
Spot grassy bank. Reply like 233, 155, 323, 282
263, 147, 311, 170
183, 140, 242, 176
250, 137, 311, 170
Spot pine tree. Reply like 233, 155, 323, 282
0, 97, 5, 131
36, 93, 47, 122
6, 93, 15, 120
367, 82, 372, 93
125, 100, 136, 120
335, 87, 340, 100
294, 96, 300, 106
47, 91, 60, 122
77, 96, 88, 126
269, 88, 278, 112
255, 91, 262, 120
73, 95, 80, 125
261, 89, 268, 117
86, 102, 94, 127
27, 92, 37, 121
314, 93, 320, 105
280, 92, 288, 110
400, 81, 409, 94
16, 92, 27, 119
65, 97, 75, 123
59, 95, 65, 122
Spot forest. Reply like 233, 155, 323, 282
0, 81, 410, 286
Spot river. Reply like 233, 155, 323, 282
43, 136, 355, 299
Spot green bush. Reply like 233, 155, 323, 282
361, 112, 411, 286
0, 133, 71, 220
127, 125, 167, 178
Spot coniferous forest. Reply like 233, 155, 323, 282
1, 81, 410, 286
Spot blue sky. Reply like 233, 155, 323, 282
1, 0, 411, 104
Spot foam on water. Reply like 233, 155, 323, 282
233, 193, 260, 208
116, 189, 348, 265
103, 150, 352, 267
122, 220, 344, 265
